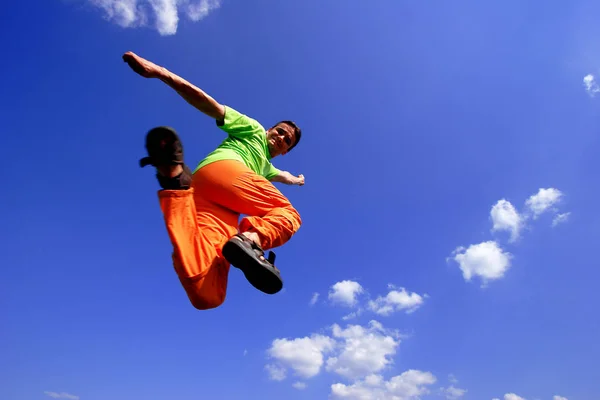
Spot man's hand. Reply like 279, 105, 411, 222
122, 51, 164, 79
271, 171, 305, 186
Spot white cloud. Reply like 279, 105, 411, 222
552, 212, 571, 227
325, 321, 400, 379
292, 381, 307, 390
44, 393, 79, 400
89, 0, 142, 28
450, 241, 512, 285
584, 74, 600, 97
450, 187, 571, 288
439, 374, 466, 399
321, 280, 426, 318
342, 309, 364, 320
148, 0, 178, 35
368, 286, 426, 316
330, 370, 437, 400
553, 396, 568, 400
329, 280, 364, 307
266, 334, 336, 379
491, 199, 523, 242
331, 375, 385, 400
87, 0, 221, 35
309, 292, 320, 306
504, 394, 526, 400
185, 0, 220, 21
525, 188, 563, 219
265, 363, 287, 381
243, 349, 248, 356
441, 385, 467, 399
265, 320, 401, 383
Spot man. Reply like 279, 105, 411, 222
122, 51, 304, 310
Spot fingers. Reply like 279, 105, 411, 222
122, 51, 136, 62
122, 51, 152, 77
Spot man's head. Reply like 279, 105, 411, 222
266, 121, 302, 158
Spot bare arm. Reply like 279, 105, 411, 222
122, 51, 225, 121
157, 68, 225, 120
270, 171, 305, 186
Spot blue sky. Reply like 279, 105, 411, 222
2, 0, 600, 399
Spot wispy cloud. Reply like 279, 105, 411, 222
86, 0, 221, 35
439, 374, 467, 399
341, 309, 363, 321
292, 381, 307, 390
503, 394, 526, 400
330, 370, 437, 400
552, 212, 571, 227
322, 280, 427, 320
584, 74, 600, 97
525, 188, 563, 219
44, 392, 79, 400
367, 285, 427, 316
317, 280, 428, 321
309, 292, 320, 306
265, 363, 287, 381
441, 385, 467, 399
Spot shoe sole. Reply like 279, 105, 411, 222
222, 236, 283, 295
140, 126, 183, 168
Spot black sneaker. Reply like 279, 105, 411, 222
139, 126, 192, 190
140, 126, 183, 167
222, 234, 284, 295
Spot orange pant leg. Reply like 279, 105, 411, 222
158, 187, 237, 310
158, 159, 301, 310
196, 160, 302, 251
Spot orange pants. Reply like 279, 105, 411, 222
157, 159, 302, 310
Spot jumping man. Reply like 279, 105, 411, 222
122, 51, 304, 310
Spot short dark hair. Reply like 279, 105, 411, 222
274, 120, 302, 152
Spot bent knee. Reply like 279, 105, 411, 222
285, 205, 302, 231
183, 281, 227, 310
189, 291, 226, 310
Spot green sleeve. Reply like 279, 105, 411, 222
216, 106, 265, 138
265, 163, 281, 180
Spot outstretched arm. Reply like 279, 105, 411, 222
270, 171, 305, 186
122, 51, 225, 121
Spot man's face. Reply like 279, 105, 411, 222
266, 123, 295, 157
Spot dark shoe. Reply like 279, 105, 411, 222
139, 126, 192, 190
222, 234, 283, 295
140, 126, 183, 168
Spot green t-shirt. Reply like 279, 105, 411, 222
194, 106, 281, 179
